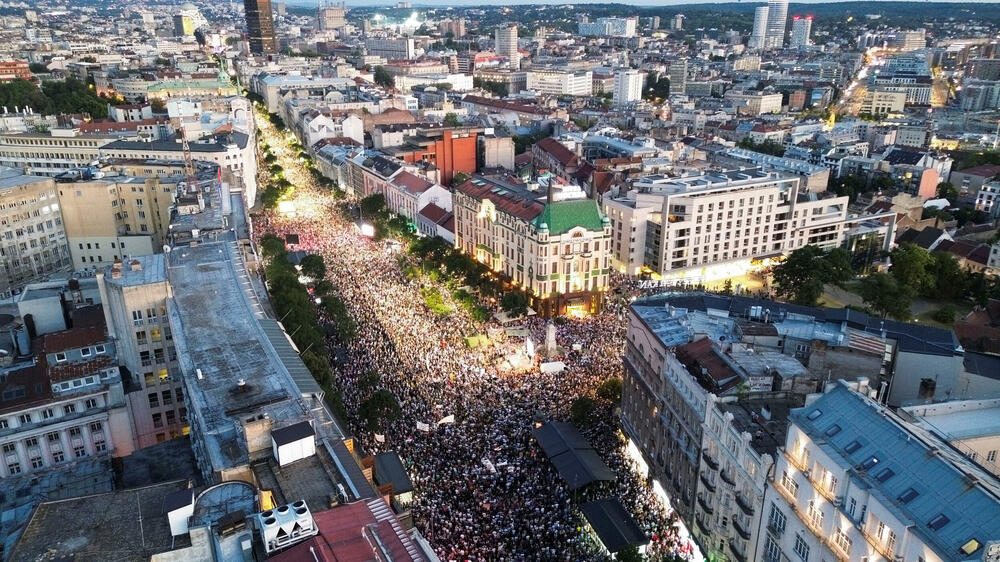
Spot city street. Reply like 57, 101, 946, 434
250, 105, 701, 561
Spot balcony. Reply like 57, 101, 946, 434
859, 526, 897, 560
720, 469, 736, 486
700, 471, 716, 492
729, 540, 749, 562
733, 518, 752, 540
697, 495, 715, 515
702, 449, 720, 470
695, 515, 711, 535
735, 492, 755, 516
784, 449, 808, 471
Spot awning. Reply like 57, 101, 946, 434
580, 497, 650, 553
532, 422, 615, 490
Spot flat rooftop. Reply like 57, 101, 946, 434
632, 169, 790, 196
102, 253, 168, 287
718, 399, 797, 457
9, 480, 191, 562
904, 398, 1000, 441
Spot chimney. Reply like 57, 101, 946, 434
130, 259, 142, 271
547, 181, 554, 204
111, 258, 123, 278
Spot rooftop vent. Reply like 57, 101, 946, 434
257, 500, 317, 554
130, 259, 142, 271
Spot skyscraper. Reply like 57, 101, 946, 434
749, 6, 769, 50
790, 15, 813, 49
495, 23, 520, 70
317, 2, 346, 31
764, 0, 789, 49
613, 69, 644, 105
244, 0, 276, 55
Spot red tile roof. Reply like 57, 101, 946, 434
41, 326, 108, 355
391, 171, 435, 194
0, 364, 51, 416
535, 137, 577, 167
418, 202, 449, 224
47, 355, 115, 383
455, 177, 545, 222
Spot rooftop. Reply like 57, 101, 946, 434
8, 480, 191, 562
718, 398, 796, 457
102, 254, 168, 287
795, 383, 1000, 558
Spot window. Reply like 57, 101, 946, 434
0, 419, 6, 429
152, 413, 163, 428
764, 536, 781, 562
794, 533, 810, 561
95, 344, 105, 354
2, 443, 15, 454
81, 347, 91, 357
833, 528, 851, 553
90, 421, 102, 432
781, 470, 798, 498
55, 352, 66, 362
162, 390, 172, 405
52, 450, 64, 463
47, 432, 59, 442
31, 456, 44, 469
768, 503, 786, 534
148, 393, 159, 408
845, 440, 862, 454
165, 410, 176, 425
94, 440, 107, 452
848, 497, 857, 517
824, 424, 841, 437
860, 456, 879, 470
988, 450, 997, 463
875, 467, 895, 483
18, 413, 31, 424
928, 513, 950, 530
85, 398, 97, 409
7, 462, 21, 475
24, 437, 38, 448
73, 445, 86, 458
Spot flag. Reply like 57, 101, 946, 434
374, 433, 385, 443
437, 414, 455, 425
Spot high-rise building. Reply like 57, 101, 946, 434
613, 69, 644, 105
317, 2, 346, 31
670, 14, 685, 30
173, 14, 194, 37
244, 0, 276, 55
495, 23, 520, 70
765, 0, 789, 49
749, 6, 769, 50
668, 58, 688, 95
790, 15, 813, 49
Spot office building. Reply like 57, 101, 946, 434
760, 381, 1000, 562
601, 170, 851, 281
317, 2, 346, 31
669, 58, 688, 95
495, 23, 520, 70
790, 15, 812, 49
670, 14, 685, 30
578, 17, 639, 38
0, 170, 72, 297
172, 14, 194, 37
244, 0, 277, 55
525, 69, 593, 97
749, 6, 770, 50
765, 0, 789, 49
364, 37, 416, 61
613, 70, 644, 105
453, 173, 611, 316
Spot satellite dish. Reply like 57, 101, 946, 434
163, 245, 172, 253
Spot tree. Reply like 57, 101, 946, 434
771, 246, 853, 306
928, 252, 967, 301
936, 181, 959, 201
360, 193, 387, 217
358, 390, 401, 431
737, 137, 786, 157
299, 254, 327, 280
80, 56, 97, 63
28, 62, 48, 73
500, 290, 530, 317
259, 234, 287, 258
644, 76, 670, 101
442, 112, 461, 127
616, 545, 643, 562
570, 396, 596, 425
596, 377, 623, 403
859, 272, 912, 320
150, 98, 166, 112
890, 243, 935, 296
829, 173, 866, 202
373, 65, 394, 89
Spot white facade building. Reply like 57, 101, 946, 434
790, 16, 812, 49
613, 70, 644, 105
525, 69, 593, 97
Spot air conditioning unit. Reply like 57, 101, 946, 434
256, 500, 318, 554
833, 497, 843, 507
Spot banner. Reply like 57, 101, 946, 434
416, 421, 431, 432
374, 433, 385, 443
437, 414, 455, 425
482, 458, 496, 474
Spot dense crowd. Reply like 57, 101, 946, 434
253, 121, 698, 561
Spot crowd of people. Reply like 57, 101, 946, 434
253, 120, 698, 561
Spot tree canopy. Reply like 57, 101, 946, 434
771, 246, 852, 306
859, 272, 912, 320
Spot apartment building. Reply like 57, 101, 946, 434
453, 173, 611, 316
98, 255, 186, 449
0, 170, 73, 297
525, 69, 594, 96
0, 319, 134, 482
861, 90, 907, 114
602, 170, 850, 283
760, 380, 1000, 562
364, 37, 416, 61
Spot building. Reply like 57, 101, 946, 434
760, 380, 1000, 562
861, 90, 907, 114
525, 69, 593, 97
725, 91, 784, 116
386, 127, 481, 185
0, 170, 72, 297
613, 70, 644, 106
244, 0, 277, 55
601, 170, 851, 281
0, 61, 32, 83
749, 6, 770, 50
765, 0, 789, 49
495, 23, 520, 70
317, 2, 346, 31
669, 59, 688, 96
439, 18, 466, 38
364, 37, 416, 61
671, 14, 685, 30
172, 14, 194, 37
384, 170, 451, 222
0, 317, 134, 482
578, 17, 639, 38
889, 28, 926, 51
713, 147, 830, 192
453, 173, 611, 316
790, 16, 812, 49
901, 397, 1000, 477
97, 255, 186, 449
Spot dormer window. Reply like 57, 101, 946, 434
81, 347, 92, 357
55, 352, 67, 363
